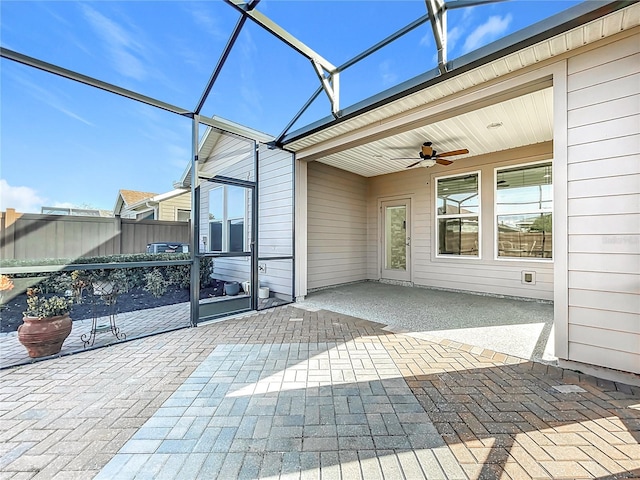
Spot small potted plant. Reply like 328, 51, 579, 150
18, 287, 73, 358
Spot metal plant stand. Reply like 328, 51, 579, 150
81, 280, 126, 348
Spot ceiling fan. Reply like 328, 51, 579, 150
394, 142, 469, 168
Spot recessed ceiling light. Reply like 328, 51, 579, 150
487, 122, 503, 129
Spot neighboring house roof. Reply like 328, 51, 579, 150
41, 206, 113, 217
113, 189, 158, 215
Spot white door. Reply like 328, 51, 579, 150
381, 199, 411, 281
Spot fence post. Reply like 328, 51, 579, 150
1, 208, 21, 261
114, 215, 122, 255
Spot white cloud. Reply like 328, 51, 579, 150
81, 5, 148, 81
237, 30, 262, 118
187, 2, 228, 41
462, 14, 512, 53
419, 32, 431, 48
7, 69, 94, 126
0, 180, 47, 213
379, 59, 398, 86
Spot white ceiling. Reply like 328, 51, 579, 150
310, 87, 553, 177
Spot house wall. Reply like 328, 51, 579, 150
367, 143, 554, 300
307, 161, 368, 290
198, 133, 294, 298
564, 33, 640, 374
257, 146, 294, 297
158, 192, 191, 221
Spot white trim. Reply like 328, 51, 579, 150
380, 198, 412, 282
129, 189, 188, 210
434, 170, 482, 260
493, 159, 554, 262
552, 59, 569, 361
294, 159, 308, 299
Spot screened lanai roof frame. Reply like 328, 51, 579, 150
0, 0, 510, 135
3, 0, 628, 146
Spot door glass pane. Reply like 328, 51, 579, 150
385, 206, 406, 270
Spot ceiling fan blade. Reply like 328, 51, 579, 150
435, 158, 453, 166
436, 149, 469, 158
406, 161, 422, 168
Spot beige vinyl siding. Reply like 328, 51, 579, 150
307, 162, 368, 289
566, 33, 640, 374
158, 192, 191, 221
367, 143, 554, 300
199, 134, 294, 297
258, 145, 294, 297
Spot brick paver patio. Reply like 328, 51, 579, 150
1, 305, 639, 479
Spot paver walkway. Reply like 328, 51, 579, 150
1, 305, 639, 479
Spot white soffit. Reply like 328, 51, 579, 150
316, 87, 553, 177
285, 4, 639, 154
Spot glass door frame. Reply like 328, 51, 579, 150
193, 174, 258, 323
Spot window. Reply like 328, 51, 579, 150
208, 185, 247, 252
176, 209, 190, 222
496, 162, 552, 259
436, 173, 480, 257
136, 210, 155, 220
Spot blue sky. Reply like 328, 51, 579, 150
0, 0, 581, 213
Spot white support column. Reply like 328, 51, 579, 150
294, 159, 308, 300
551, 60, 569, 361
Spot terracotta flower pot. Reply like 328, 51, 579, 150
18, 314, 72, 358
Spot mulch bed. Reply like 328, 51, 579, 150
0, 285, 220, 334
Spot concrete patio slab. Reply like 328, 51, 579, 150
301, 282, 555, 363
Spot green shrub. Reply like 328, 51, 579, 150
3, 253, 213, 295
144, 269, 169, 298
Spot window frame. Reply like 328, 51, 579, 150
494, 160, 553, 262
176, 208, 190, 222
135, 208, 155, 220
434, 170, 481, 259
208, 185, 249, 253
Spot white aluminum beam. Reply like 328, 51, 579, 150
223, 0, 340, 114
426, 0, 448, 74
225, 0, 336, 73
0, 47, 191, 116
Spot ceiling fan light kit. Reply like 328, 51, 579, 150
419, 159, 437, 168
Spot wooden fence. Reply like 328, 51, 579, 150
0, 209, 190, 261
